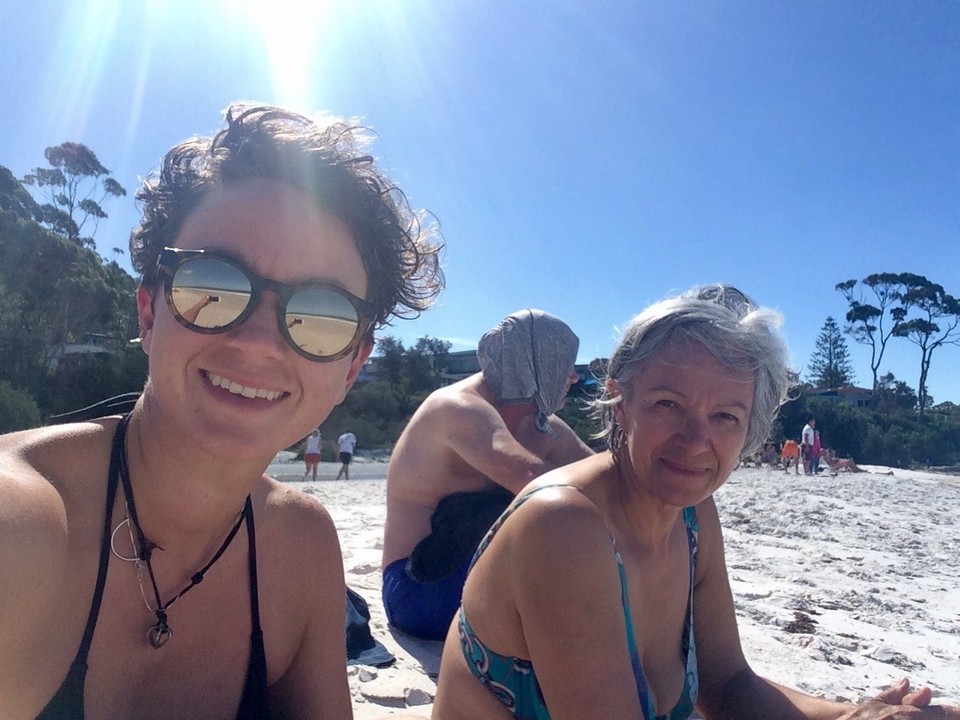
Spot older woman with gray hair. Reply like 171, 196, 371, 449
433, 285, 958, 720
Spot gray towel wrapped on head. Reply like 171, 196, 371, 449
477, 309, 580, 433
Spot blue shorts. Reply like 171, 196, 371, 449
382, 556, 471, 641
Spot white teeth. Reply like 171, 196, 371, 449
208, 373, 284, 401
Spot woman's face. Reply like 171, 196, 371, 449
137, 179, 372, 462
613, 338, 754, 508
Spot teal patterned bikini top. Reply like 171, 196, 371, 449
458, 484, 698, 720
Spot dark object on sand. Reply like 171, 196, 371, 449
346, 587, 395, 667
406, 488, 513, 583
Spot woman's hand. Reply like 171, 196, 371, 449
836, 679, 960, 719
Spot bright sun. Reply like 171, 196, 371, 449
236, 0, 341, 110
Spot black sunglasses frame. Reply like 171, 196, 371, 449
156, 247, 375, 362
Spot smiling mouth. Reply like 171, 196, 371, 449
206, 372, 287, 401
660, 458, 707, 475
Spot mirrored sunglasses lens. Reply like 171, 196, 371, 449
170, 257, 251, 329
286, 289, 360, 357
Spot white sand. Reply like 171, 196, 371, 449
275, 458, 960, 717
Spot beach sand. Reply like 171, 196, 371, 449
272, 457, 960, 718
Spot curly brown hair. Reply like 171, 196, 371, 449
129, 102, 444, 329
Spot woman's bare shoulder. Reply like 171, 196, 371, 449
491, 477, 616, 569
1, 421, 117, 561
255, 479, 341, 561
0, 422, 109, 521
0, 425, 113, 618
251, 480, 345, 648
1, 420, 116, 489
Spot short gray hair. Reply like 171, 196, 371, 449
593, 284, 797, 456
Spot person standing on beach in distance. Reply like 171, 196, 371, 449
432, 284, 958, 720
381, 309, 594, 641
0, 103, 443, 718
303, 429, 323, 480
812, 427, 822, 474
801, 415, 816, 475
782, 437, 800, 474
336, 430, 357, 480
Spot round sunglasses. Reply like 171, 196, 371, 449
156, 247, 374, 362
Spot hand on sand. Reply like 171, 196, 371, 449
837, 678, 960, 719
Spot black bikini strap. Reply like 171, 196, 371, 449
244, 495, 261, 634
75, 414, 129, 664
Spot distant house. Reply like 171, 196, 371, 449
806, 385, 873, 408
439, 350, 481, 382
47, 333, 117, 371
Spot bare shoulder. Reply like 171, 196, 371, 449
0, 423, 109, 539
251, 479, 344, 622
417, 379, 493, 425
256, 478, 340, 553
394, 379, 501, 457
1, 420, 116, 484
497, 476, 613, 566
0, 423, 112, 621
249, 480, 348, 704
0, 435, 67, 561
480, 475, 626, 635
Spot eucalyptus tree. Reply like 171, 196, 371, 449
21, 142, 126, 246
891, 275, 960, 420
836, 273, 904, 391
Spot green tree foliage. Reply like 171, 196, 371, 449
837, 272, 960, 423
0, 212, 138, 381
0, 380, 41, 432
890, 275, 960, 420
407, 337, 451, 396
807, 316, 855, 388
774, 381, 960, 469
873, 372, 918, 415
318, 336, 453, 450
374, 335, 451, 404
556, 396, 602, 449
0, 165, 41, 221
836, 273, 905, 391
0, 169, 144, 420
21, 142, 127, 246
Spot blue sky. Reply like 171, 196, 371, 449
2, 1, 959, 403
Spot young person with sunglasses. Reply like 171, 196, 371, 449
0, 103, 443, 719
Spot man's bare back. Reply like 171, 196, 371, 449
382, 372, 592, 568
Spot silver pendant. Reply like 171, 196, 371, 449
147, 622, 173, 648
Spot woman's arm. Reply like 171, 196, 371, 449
693, 498, 960, 720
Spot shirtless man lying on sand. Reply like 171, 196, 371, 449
381, 309, 593, 640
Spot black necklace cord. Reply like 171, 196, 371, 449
115, 413, 250, 637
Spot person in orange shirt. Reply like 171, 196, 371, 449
781, 438, 800, 474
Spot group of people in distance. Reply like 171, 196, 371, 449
750, 417, 867, 476
0, 103, 955, 719
301, 429, 358, 481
